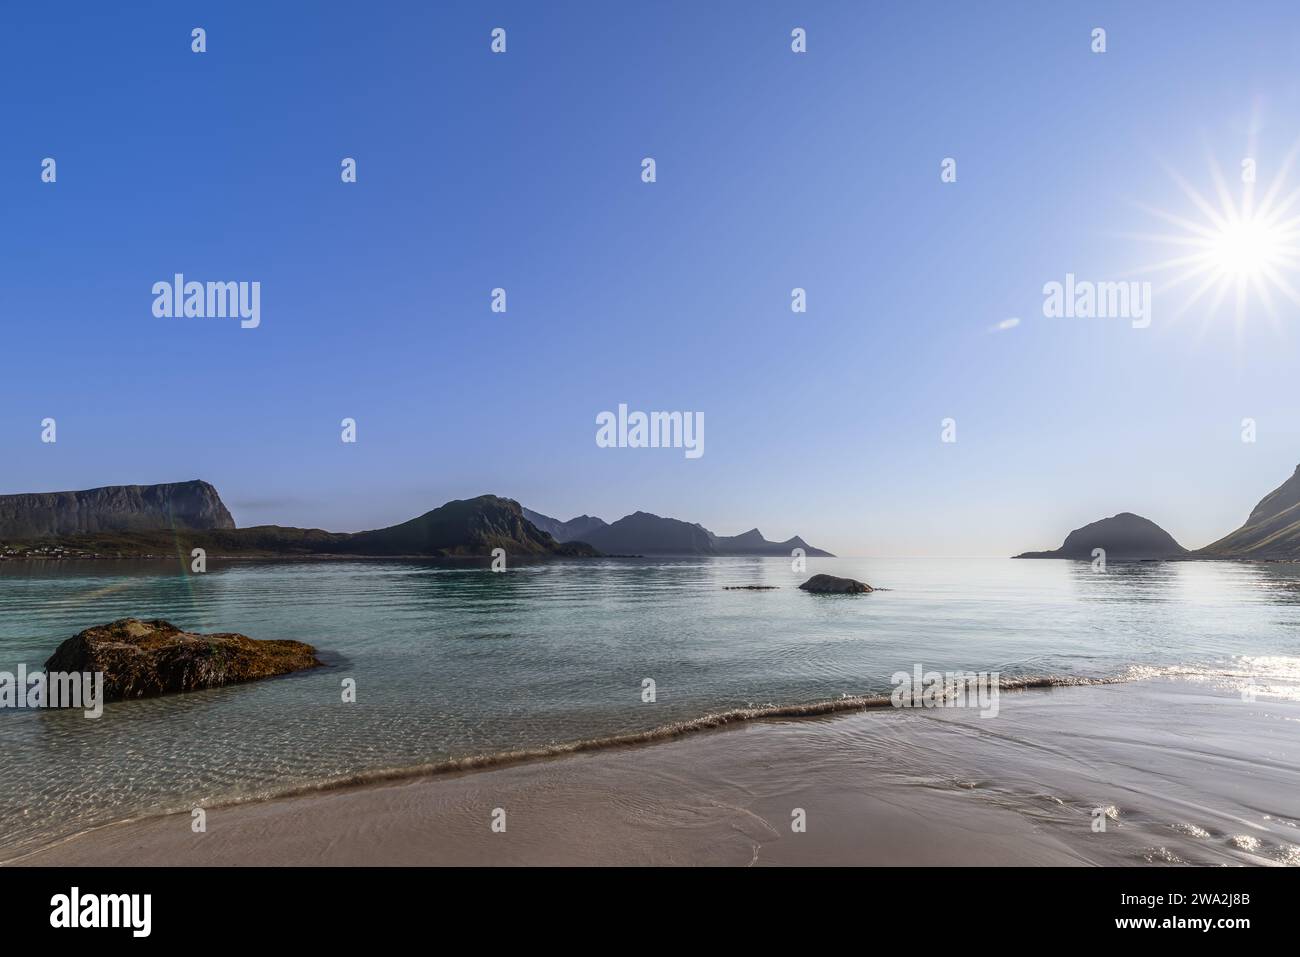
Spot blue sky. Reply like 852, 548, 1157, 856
4, 1, 1300, 556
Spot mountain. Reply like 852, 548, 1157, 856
3, 489, 592, 559
1197, 464, 1300, 558
710, 528, 834, 558
525, 507, 835, 557
2, 480, 829, 560
580, 511, 717, 555
1014, 512, 1188, 560
0, 480, 234, 540
343, 495, 589, 556
521, 508, 608, 543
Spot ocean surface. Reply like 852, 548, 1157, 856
2, 555, 1299, 859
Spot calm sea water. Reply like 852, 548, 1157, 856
2, 556, 1299, 858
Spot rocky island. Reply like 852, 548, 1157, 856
1014, 512, 1188, 560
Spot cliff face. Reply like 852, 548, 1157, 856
1015, 512, 1187, 560
0, 481, 235, 540
1198, 464, 1300, 558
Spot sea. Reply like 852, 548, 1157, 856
2, 555, 1299, 859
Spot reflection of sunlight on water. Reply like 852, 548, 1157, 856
1123, 654, 1300, 702
45, 581, 136, 606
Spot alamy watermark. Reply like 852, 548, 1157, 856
596, 404, 703, 459
890, 664, 1000, 718
152, 274, 261, 329
0, 666, 104, 718
50, 887, 150, 937
1042, 273, 1151, 329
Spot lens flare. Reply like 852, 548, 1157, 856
1126, 142, 1300, 337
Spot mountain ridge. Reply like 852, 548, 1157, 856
1, 489, 592, 559
0, 483, 833, 560
524, 507, 834, 557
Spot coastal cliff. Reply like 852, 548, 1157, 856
0, 481, 234, 540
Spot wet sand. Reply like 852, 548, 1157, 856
13, 678, 1300, 866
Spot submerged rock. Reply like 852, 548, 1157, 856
44, 618, 322, 701
798, 574, 873, 594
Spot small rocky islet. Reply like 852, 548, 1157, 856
44, 618, 322, 702
798, 574, 874, 594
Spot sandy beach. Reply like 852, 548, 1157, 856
12, 677, 1299, 867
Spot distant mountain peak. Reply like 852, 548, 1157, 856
1015, 512, 1186, 560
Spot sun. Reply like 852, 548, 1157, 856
1209, 216, 1287, 279
1128, 144, 1300, 334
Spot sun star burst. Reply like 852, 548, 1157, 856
1127, 143, 1300, 337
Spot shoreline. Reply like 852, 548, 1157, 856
1, 675, 1111, 865
11, 676, 1298, 866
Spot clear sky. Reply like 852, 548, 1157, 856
4, 1, 1300, 556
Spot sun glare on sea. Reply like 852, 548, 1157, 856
1129, 146, 1300, 334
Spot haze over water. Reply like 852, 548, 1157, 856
2, 556, 1299, 858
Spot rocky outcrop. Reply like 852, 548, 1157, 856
1197, 464, 1300, 559
44, 618, 322, 701
1014, 512, 1187, 560
798, 574, 873, 594
0, 481, 234, 540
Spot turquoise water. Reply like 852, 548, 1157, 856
2, 555, 1299, 858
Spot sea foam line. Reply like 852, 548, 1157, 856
0, 673, 1123, 865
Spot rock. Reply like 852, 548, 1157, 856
723, 585, 778, 590
798, 574, 873, 594
44, 618, 322, 701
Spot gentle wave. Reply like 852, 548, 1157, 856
0, 672, 1124, 864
